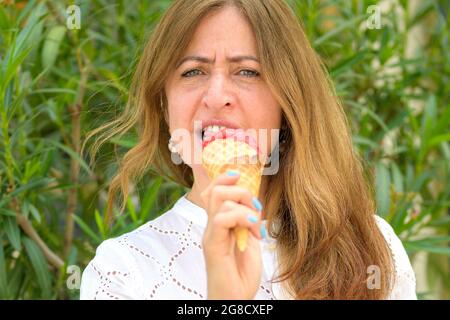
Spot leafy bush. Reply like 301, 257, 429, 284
0, 0, 448, 299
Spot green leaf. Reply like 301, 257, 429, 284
127, 198, 138, 223
47, 140, 94, 176
379, 28, 392, 65
412, 171, 432, 192
40, 147, 55, 177
352, 135, 378, 150
4, 216, 21, 251
313, 15, 366, 47
421, 95, 437, 131
22, 237, 52, 298
94, 209, 106, 240
17, 0, 39, 25
31, 88, 78, 95
0, 178, 55, 208
440, 142, 450, 160
375, 162, 391, 217
0, 3, 45, 92
0, 235, 9, 299
390, 162, 404, 193
28, 203, 42, 224
427, 133, 450, 149
409, 236, 450, 245
404, 242, 450, 256
97, 68, 128, 94
0, 7, 10, 30
0, 208, 17, 217
433, 102, 450, 135
7, 263, 24, 298
110, 135, 138, 148
428, 216, 450, 227
41, 26, 66, 70
73, 214, 101, 244
418, 95, 437, 163
21, 201, 30, 220
330, 50, 369, 77
1, 46, 33, 94
14, 2, 45, 51
346, 100, 390, 134
139, 177, 163, 221
386, 109, 409, 131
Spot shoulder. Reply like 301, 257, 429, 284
80, 202, 199, 299
116, 205, 198, 257
373, 215, 412, 271
373, 215, 418, 299
86, 206, 192, 270
79, 217, 176, 300
80, 237, 144, 299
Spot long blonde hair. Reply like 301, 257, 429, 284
85, 0, 394, 299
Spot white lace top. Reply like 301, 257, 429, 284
80, 194, 417, 300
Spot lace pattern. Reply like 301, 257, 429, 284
80, 196, 417, 300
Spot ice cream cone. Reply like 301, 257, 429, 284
202, 130, 264, 251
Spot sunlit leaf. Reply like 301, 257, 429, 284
375, 162, 391, 217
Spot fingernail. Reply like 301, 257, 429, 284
226, 170, 239, 176
260, 224, 267, 239
252, 197, 263, 212
248, 215, 258, 223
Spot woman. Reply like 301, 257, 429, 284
80, 0, 417, 299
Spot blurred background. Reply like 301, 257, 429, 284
0, 0, 448, 299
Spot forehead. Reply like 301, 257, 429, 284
184, 6, 258, 56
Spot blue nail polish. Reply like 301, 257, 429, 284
226, 170, 239, 176
252, 197, 263, 211
260, 224, 267, 239
248, 215, 258, 223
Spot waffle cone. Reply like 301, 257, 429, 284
202, 138, 263, 251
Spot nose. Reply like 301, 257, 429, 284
202, 72, 236, 110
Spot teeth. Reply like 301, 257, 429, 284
201, 125, 230, 140
202, 125, 227, 134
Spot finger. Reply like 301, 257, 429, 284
208, 185, 256, 218
217, 200, 237, 212
200, 171, 241, 206
217, 201, 261, 221
206, 208, 263, 247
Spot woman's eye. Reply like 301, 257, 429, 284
239, 69, 259, 77
181, 69, 260, 78
182, 69, 202, 77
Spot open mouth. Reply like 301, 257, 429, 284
201, 125, 230, 141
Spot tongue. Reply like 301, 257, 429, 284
202, 128, 260, 154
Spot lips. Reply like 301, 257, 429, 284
198, 119, 241, 140
201, 125, 228, 140
200, 127, 261, 154
201, 119, 239, 128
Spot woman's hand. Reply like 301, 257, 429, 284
200, 171, 266, 300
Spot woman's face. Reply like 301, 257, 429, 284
165, 6, 282, 179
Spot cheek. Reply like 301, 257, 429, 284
260, 113, 282, 156
167, 101, 195, 131
247, 94, 282, 156
165, 81, 198, 131
249, 86, 282, 127
166, 98, 201, 168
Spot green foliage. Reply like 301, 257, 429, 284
0, 0, 448, 299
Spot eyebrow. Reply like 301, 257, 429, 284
176, 55, 260, 68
